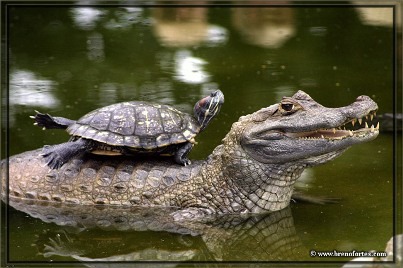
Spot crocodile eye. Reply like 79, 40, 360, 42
278, 101, 300, 116
281, 103, 294, 111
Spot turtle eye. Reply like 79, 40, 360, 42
281, 103, 294, 111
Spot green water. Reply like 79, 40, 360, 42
3, 4, 398, 266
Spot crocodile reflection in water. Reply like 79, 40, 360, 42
9, 197, 304, 262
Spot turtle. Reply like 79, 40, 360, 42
31, 90, 224, 169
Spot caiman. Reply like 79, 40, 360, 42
2, 91, 379, 220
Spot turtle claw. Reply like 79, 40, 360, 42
176, 157, 191, 166
43, 155, 64, 170
31, 111, 55, 129
41, 145, 64, 169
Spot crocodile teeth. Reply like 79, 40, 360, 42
376, 122, 379, 130
370, 125, 374, 132
351, 119, 356, 127
33, 123, 38, 126
349, 130, 353, 136
370, 114, 373, 121
29, 115, 35, 119
321, 135, 324, 138
358, 118, 362, 125
332, 128, 336, 134
365, 122, 369, 128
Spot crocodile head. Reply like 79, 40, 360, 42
228, 90, 379, 166
213, 90, 379, 213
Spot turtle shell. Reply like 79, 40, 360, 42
66, 101, 200, 150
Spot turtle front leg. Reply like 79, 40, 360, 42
174, 142, 193, 166
41, 138, 92, 169
31, 111, 76, 130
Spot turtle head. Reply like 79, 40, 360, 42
194, 90, 225, 131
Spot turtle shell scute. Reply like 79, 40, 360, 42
66, 101, 200, 149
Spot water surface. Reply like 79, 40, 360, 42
4, 4, 396, 266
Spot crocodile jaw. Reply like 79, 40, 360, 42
284, 111, 379, 141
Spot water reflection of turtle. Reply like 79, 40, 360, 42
31, 90, 224, 169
